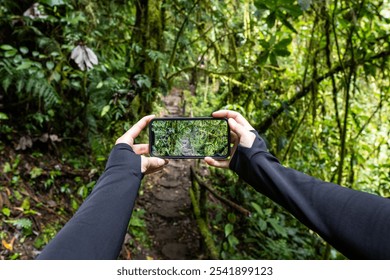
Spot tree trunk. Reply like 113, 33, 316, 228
132, 0, 163, 115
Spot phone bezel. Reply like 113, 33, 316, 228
148, 117, 231, 159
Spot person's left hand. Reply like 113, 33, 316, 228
116, 115, 168, 174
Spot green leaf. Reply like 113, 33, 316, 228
227, 213, 236, 223
30, 167, 43, 179
96, 81, 104, 89
36, 70, 45, 79
2, 208, 11, 217
270, 53, 278, 65
19, 47, 29, 54
147, 50, 164, 62
33, 236, 46, 249
227, 235, 239, 248
266, 12, 276, 28
101, 105, 110, 117
2, 76, 12, 92
16, 61, 33, 71
0, 45, 15, 51
16, 79, 24, 93
259, 39, 270, 48
14, 190, 22, 201
13, 54, 23, 64
268, 218, 288, 237
21, 198, 30, 211
52, 71, 61, 82
134, 74, 151, 88
3, 162, 12, 173
50, 51, 60, 57
224, 223, 234, 237
251, 202, 264, 216
274, 49, 291, 57
46, 61, 55, 70
130, 217, 145, 227
71, 199, 79, 210
4, 49, 17, 58
7, 218, 32, 230
0, 112, 8, 120
258, 51, 269, 65
276, 37, 292, 49
277, 12, 298, 33
258, 219, 267, 231
9, 253, 21, 260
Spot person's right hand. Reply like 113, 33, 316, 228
204, 110, 256, 169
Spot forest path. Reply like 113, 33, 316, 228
127, 89, 204, 260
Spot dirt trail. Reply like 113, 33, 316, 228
130, 89, 203, 260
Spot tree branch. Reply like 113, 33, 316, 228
325, 6, 342, 135
190, 166, 251, 216
168, 0, 200, 68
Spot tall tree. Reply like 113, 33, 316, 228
131, 0, 164, 115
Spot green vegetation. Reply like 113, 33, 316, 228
150, 119, 229, 157
1, 0, 389, 259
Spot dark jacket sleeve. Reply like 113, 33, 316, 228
229, 132, 390, 260
37, 143, 142, 260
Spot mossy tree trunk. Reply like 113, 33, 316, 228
131, 0, 164, 115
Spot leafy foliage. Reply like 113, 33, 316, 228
1, 0, 389, 260
0, 44, 60, 107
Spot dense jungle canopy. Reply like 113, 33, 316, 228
0, 0, 389, 259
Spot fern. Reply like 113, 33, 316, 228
16, 78, 24, 93
0, 59, 60, 107
39, 82, 60, 106
5, 218, 32, 230
1, 74, 12, 92
26, 76, 35, 93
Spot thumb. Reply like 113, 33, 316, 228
142, 157, 168, 175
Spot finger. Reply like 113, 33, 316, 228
126, 115, 155, 140
228, 118, 247, 138
116, 115, 155, 146
229, 118, 256, 148
204, 157, 229, 169
212, 110, 240, 118
212, 110, 254, 129
132, 144, 149, 155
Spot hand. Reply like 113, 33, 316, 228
204, 110, 256, 169
115, 115, 169, 174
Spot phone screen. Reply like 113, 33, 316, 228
149, 117, 230, 158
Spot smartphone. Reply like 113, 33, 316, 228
149, 117, 230, 159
